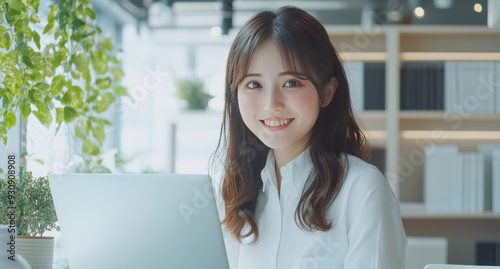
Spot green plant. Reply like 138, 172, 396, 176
0, 0, 127, 169
0, 166, 58, 236
175, 78, 214, 110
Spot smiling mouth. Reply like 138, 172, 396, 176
260, 118, 294, 127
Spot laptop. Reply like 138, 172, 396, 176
49, 173, 229, 269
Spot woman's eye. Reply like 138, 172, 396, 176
246, 81, 261, 89
284, 80, 302, 87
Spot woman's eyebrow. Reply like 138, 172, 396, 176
244, 73, 262, 78
279, 71, 307, 77
242, 72, 307, 79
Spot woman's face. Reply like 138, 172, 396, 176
237, 40, 322, 155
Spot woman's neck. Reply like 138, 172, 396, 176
274, 146, 305, 170
273, 146, 306, 198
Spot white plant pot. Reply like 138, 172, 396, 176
0, 225, 32, 269
17, 236, 54, 269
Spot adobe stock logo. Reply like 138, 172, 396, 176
178, 182, 215, 224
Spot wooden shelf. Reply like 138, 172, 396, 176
401, 203, 500, 220
399, 111, 500, 120
401, 52, 500, 61
339, 52, 386, 61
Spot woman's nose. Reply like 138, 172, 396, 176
263, 86, 285, 111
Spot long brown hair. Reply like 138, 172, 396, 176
212, 6, 370, 243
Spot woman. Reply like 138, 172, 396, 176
211, 6, 406, 269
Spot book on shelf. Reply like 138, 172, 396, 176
476, 241, 500, 265
400, 62, 444, 110
347, 60, 499, 113
493, 149, 500, 213
424, 145, 487, 213
343, 61, 364, 112
363, 62, 385, 110
477, 144, 500, 212
405, 236, 447, 269
343, 61, 385, 111
444, 61, 500, 114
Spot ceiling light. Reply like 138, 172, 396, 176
474, 3, 483, 13
414, 7, 425, 18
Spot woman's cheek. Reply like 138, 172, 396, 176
238, 93, 258, 117
292, 90, 320, 111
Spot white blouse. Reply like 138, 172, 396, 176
213, 148, 407, 269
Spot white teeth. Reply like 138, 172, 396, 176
264, 119, 292, 127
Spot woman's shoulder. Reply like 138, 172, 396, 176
340, 153, 391, 193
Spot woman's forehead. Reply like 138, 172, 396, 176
243, 40, 305, 76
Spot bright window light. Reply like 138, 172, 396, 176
210, 26, 222, 36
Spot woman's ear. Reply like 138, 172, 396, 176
322, 78, 337, 107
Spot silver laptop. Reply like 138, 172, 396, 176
49, 173, 229, 269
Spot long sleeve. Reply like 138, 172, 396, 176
343, 169, 407, 269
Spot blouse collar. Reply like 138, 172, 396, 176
260, 148, 314, 194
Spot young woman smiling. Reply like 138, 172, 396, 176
211, 6, 407, 269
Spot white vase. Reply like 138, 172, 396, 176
17, 236, 54, 269
0, 225, 32, 269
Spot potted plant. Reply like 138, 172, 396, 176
0, 0, 127, 171
0, 166, 58, 269
175, 78, 214, 110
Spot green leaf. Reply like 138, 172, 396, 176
108, 55, 119, 64
82, 139, 100, 155
34, 158, 44, 165
54, 46, 68, 66
1, 51, 21, 77
3, 111, 17, 128
50, 75, 65, 96
5, 3, 22, 25
72, 53, 88, 73
30, 13, 41, 23
101, 38, 113, 51
22, 47, 44, 69
0, 32, 11, 50
47, 3, 57, 23
93, 92, 115, 113
32, 30, 40, 49
15, 40, 27, 54
8, 0, 25, 12
28, 89, 43, 103
43, 21, 54, 34
112, 67, 124, 81
91, 121, 104, 143
55, 107, 63, 123
96, 77, 111, 89
32, 105, 52, 128
33, 82, 49, 95
20, 101, 31, 119
85, 8, 96, 19
0, 132, 7, 145
71, 18, 85, 31
114, 86, 127, 96
4, 76, 23, 96
82, 69, 91, 84
91, 49, 108, 74
63, 106, 78, 123
61, 85, 85, 108
14, 15, 29, 34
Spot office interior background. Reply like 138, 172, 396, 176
1, 0, 499, 268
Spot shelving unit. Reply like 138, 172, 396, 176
328, 25, 500, 265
